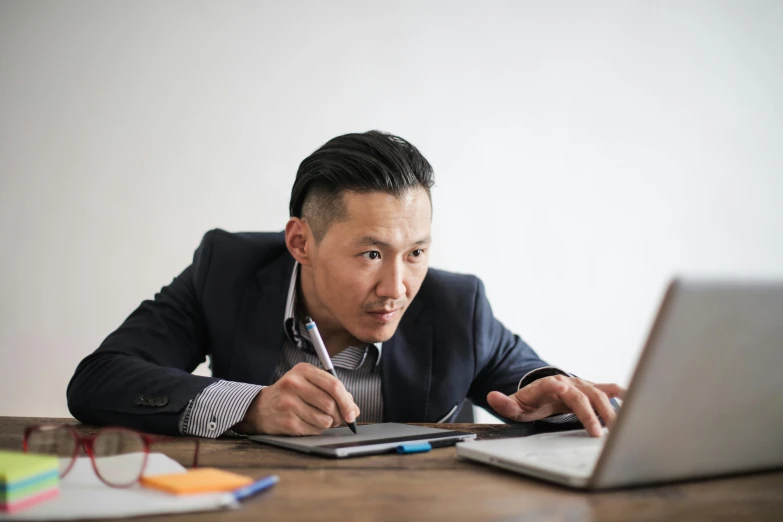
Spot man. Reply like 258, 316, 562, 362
67, 131, 624, 439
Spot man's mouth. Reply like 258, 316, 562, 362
366, 308, 401, 323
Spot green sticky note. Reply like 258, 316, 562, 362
0, 452, 59, 485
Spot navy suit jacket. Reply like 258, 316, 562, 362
67, 229, 551, 436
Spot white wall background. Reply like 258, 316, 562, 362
1, 1, 781, 419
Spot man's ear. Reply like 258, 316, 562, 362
285, 217, 314, 267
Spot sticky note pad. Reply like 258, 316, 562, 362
139, 468, 253, 495
0, 452, 59, 485
0, 451, 59, 513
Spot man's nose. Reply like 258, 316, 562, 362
377, 261, 406, 301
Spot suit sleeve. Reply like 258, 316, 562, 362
466, 277, 552, 417
66, 231, 222, 435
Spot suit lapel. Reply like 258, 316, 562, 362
381, 298, 433, 422
229, 252, 295, 385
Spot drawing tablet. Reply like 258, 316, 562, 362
249, 423, 476, 458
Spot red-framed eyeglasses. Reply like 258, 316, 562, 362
23, 424, 200, 488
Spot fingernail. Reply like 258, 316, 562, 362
346, 413, 356, 423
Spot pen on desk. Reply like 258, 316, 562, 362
305, 316, 359, 434
232, 475, 279, 502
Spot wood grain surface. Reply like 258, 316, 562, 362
2, 417, 781, 521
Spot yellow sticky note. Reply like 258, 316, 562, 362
139, 468, 253, 495
0, 451, 59, 484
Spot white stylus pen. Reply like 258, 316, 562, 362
305, 316, 358, 434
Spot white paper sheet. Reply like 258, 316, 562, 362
0, 453, 239, 520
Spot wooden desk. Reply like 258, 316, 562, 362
2, 417, 781, 521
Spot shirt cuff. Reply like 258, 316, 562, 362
517, 365, 573, 390
179, 381, 263, 438
517, 366, 579, 424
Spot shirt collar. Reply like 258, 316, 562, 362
283, 262, 382, 365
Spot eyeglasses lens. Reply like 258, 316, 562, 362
92, 429, 146, 486
26, 425, 77, 476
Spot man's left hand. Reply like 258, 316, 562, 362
486, 376, 626, 437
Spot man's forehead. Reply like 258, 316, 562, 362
353, 233, 432, 248
335, 220, 432, 246
317, 188, 431, 245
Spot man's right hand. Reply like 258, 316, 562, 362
233, 362, 360, 436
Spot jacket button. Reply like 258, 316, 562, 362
155, 397, 168, 407
134, 395, 144, 406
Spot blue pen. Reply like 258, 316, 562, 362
232, 475, 279, 502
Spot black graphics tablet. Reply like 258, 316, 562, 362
249, 422, 476, 458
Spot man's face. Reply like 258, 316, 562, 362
306, 187, 432, 344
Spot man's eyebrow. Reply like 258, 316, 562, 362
356, 236, 432, 248
356, 236, 390, 248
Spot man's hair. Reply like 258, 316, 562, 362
289, 130, 435, 242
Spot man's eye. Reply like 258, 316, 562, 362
410, 249, 424, 257
362, 251, 381, 260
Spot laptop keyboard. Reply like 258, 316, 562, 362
524, 446, 601, 473
459, 428, 609, 478
516, 429, 608, 475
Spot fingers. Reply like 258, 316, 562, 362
581, 384, 617, 430
283, 410, 326, 436
558, 384, 603, 437
296, 380, 343, 426
594, 383, 626, 400
293, 400, 339, 432
487, 390, 560, 422
299, 364, 359, 424
486, 391, 524, 419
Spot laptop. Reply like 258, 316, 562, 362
456, 278, 783, 489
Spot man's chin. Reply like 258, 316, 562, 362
356, 322, 401, 344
